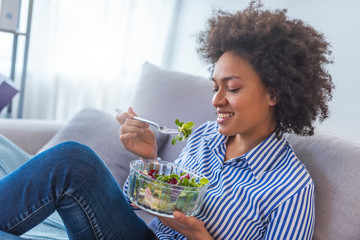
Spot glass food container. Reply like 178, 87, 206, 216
127, 159, 209, 218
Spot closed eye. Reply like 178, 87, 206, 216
228, 88, 241, 93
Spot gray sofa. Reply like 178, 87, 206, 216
1, 62, 359, 239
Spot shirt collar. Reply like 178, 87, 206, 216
204, 123, 228, 149
243, 132, 288, 179
205, 124, 288, 180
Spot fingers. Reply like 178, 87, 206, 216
116, 106, 151, 143
118, 111, 150, 142
173, 211, 185, 220
120, 117, 149, 138
131, 203, 140, 209
116, 106, 147, 127
119, 132, 138, 141
173, 211, 203, 228
173, 211, 189, 224
158, 211, 187, 227
116, 111, 134, 125
128, 106, 136, 115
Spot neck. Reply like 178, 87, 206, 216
225, 127, 275, 161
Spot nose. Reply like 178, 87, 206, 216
212, 89, 227, 107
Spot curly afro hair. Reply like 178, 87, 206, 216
196, 1, 335, 136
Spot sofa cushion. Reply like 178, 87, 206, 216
39, 108, 169, 189
286, 130, 360, 240
0, 119, 64, 155
130, 62, 215, 161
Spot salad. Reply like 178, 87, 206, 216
140, 169, 209, 187
130, 168, 209, 215
171, 119, 195, 145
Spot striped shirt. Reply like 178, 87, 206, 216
128, 121, 315, 239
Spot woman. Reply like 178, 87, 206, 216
119, 2, 334, 239
0, 2, 333, 240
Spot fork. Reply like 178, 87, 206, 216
115, 108, 180, 134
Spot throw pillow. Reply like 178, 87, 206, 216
39, 108, 169, 188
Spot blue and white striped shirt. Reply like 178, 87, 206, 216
137, 121, 315, 239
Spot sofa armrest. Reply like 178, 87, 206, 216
0, 118, 65, 155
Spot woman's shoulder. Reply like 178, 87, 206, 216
268, 142, 314, 188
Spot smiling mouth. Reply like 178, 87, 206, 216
217, 113, 234, 123
218, 113, 234, 118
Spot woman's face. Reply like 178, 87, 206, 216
212, 51, 277, 137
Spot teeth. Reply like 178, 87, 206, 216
218, 113, 234, 118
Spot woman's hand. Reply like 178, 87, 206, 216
157, 211, 213, 240
116, 107, 157, 159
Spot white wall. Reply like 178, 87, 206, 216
167, 0, 360, 142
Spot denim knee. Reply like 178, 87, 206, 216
41, 141, 110, 185
54, 141, 100, 165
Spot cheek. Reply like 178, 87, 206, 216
247, 98, 274, 120
228, 96, 247, 111
231, 95, 269, 118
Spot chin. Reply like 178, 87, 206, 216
217, 127, 234, 136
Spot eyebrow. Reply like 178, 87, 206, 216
211, 75, 242, 82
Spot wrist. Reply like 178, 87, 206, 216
139, 145, 157, 160
151, 145, 157, 159
142, 150, 157, 160
140, 154, 157, 160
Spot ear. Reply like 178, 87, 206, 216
267, 91, 278, 106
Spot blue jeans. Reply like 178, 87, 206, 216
0, 141, 156, 240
